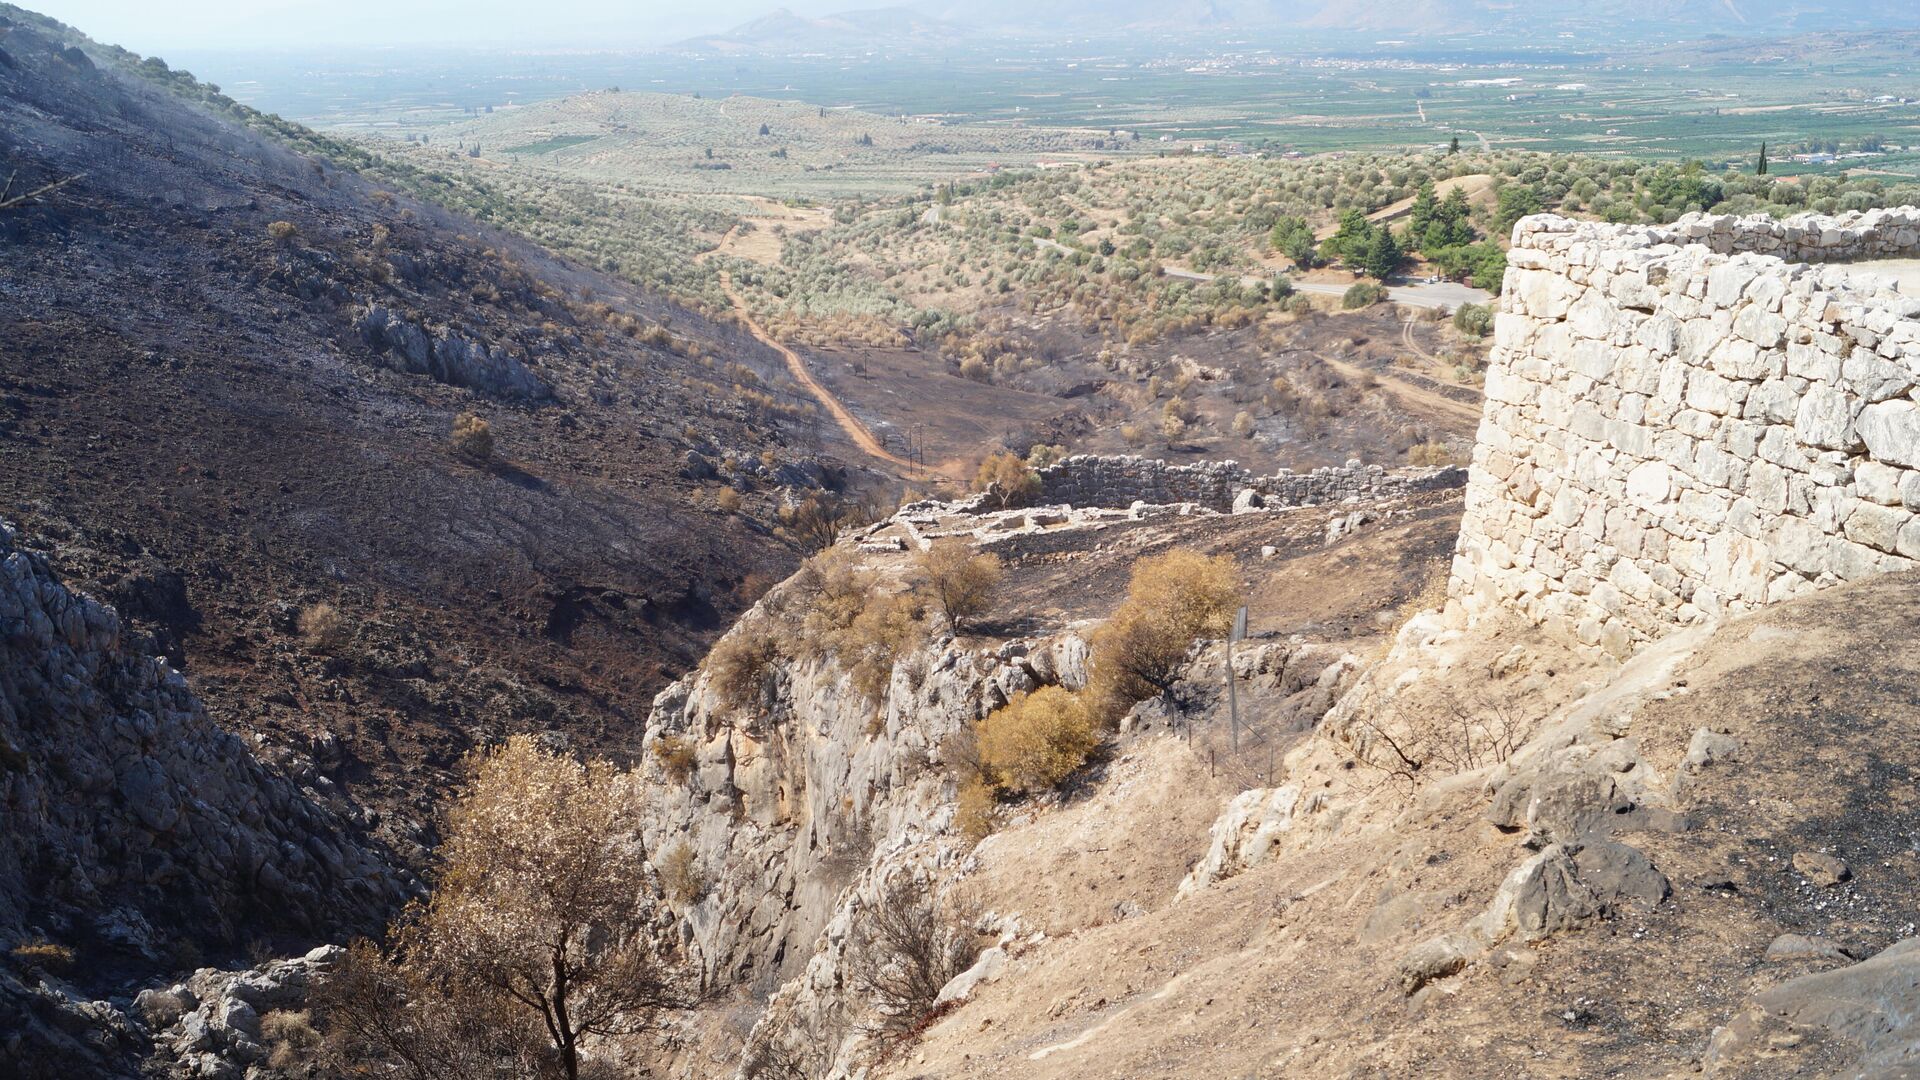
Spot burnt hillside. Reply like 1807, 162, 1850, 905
0, 7, 828, 857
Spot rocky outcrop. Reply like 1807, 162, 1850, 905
0, 521, 402, 951
1036, 454, 1464, 513
636, 613, 1083, 997
138, 946, 345, 1079
1451, 208, 1920, 655
0, 519, 403, 1075
1705, 936, 1920, 1078
354, 303, 551, 400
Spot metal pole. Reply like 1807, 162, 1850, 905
1227, 636, 1239, 753
1228, 605, 1247, 754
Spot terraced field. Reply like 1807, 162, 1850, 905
379, 90, 1133, 198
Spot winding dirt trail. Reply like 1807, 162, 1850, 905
718, 268, 922, 474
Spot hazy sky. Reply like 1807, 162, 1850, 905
29, 0, 849, 51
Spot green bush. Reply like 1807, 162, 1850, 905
1342, 281, 1387, 309
1452, 302, 1494, 338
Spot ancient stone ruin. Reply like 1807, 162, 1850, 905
1449, 208, 1920, 655
1036, 454, 1464, 513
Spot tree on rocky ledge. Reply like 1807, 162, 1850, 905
321, 736, 691, 1080
1089, 550, 1241, 719
915, 538, 1004, 633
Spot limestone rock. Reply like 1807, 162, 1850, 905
1704, 937, 1920, 1078
1792, 850, 1851, 887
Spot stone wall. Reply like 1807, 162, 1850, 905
1036, 454, 1464, 512
1449, 208, 1920, 656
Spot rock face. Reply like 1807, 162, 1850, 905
635, 613, 1080, 998
137, 946, 346, 1080
354, 303, 552, 400
1451, 208, 1920, 656
1036, 454, 1464, 513
0, 519, 402, 1075
0, 521, 401, 948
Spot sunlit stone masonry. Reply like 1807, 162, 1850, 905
1448, 209, 1920, 656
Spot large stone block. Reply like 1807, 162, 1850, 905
1858, 400, 1920, 469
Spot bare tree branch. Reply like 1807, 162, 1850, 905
0, 171, 82, 212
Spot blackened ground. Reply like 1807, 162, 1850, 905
0, 11, 825, 857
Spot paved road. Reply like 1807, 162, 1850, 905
1157, 263, 1491, 312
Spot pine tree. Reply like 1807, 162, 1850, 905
1407, 181, 1439, 251
1360, 227, 1404, 281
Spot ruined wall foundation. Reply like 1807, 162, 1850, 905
1037, 454, 1464, 512
1449, 208, 1920, 656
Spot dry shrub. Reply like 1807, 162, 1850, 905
973, 451, 1040, 510
1341, 692, 1528, 794
298, 602, 348, 653
266, 220, 299, 244
708, 623, 782, 712
651, 734, 697, 784
1088, 550, 1240, 720
1025, 443, 1067, 469
977, 686, 1100, 795
914, 539, 1003, 633
840, 592, 926, 703
1406, 441, 1463, 467
847, 874, 979, 1041
954, 776, 998, 842
449, 411, 494, 464
781, 548, 926, 704
715, 486, 744, 512
263, 1009, 320, 1068
776, 493, 878, 553
657, 842, 708, 905
10, 939, 75, 974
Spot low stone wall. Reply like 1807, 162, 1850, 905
1449, 209, 1920, 656
1660, 207, 1920, 263
1035, 454, 1464, 512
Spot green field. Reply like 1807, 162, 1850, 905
504, 133, 601, 155
181, 29, 1920, 175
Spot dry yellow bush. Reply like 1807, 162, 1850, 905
1406, 441, 1462, 467
779, 549, 926, 703
1088, 550, 1240, 719
973, 450, 1039, 510
297, 602, 348, 653
977, 686, 1100, 795
914, 539, 1003, 633
657, 842, 707, 905
450, 411, 494, 464
10, 939, 75, 973
954, 776, 998, 842
707, 624, 781, 712
651, 734, 697, 783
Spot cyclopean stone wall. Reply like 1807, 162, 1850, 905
1035, 454, 1465, 513
1448, 209, 1920, 657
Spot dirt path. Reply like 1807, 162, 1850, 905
1316, 350, 1483, 426
717, 268, 927, 475
1401, 314, 1449, 370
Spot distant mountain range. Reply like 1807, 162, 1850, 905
677, 0, 1920, 50
673, 6, 976, 53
